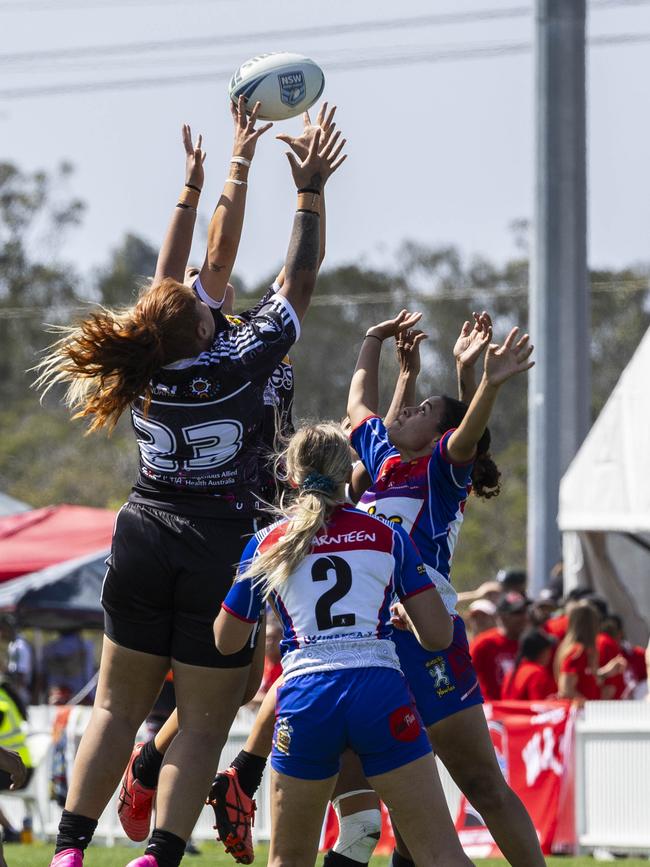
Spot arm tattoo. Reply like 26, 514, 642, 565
285, 211, 320, 282
208, 262, 226, 273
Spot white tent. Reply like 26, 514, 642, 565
558, 326, 650, 646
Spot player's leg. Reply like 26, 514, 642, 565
388, 615, 483, 865
429, 705, 546, 867
51, 638, 169, 863
268, 672, 347, 867
348, 667, 470, 867
323, 751, 382, 867
209, 677, 278, 862
268, 769, 337, 867
132, 513, 257, 867
367, 754, 472, 867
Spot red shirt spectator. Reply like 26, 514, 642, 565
471, 628, 520, 700
544, 613, 568, 642
470, 592, 529, 700
502, 661, 557, 701
559, 643, 601, 700
596, 632, 626, 699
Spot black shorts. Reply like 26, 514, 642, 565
102, 502, 258, 668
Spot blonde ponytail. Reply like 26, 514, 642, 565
34, 278, 201, 433
239, 422, 352, 598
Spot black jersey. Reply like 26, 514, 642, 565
227, 282, 295, 507
129, 289, 299, 518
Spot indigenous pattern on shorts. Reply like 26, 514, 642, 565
129, 287, 299, 517
351, 416, 473, 614
222, 505, 434, 680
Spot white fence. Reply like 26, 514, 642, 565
575, 701, 650, 855
2, 702, 649, 855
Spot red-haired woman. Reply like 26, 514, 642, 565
39, 103, 346, 867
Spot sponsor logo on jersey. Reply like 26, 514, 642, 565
312, 531, 376, 547
278, 70, 306, 106
417, 563, 427, 575
426, 656, 456, 697
274, 717, 293, 755
389, 705, 422, 743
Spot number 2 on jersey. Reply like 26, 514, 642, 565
311, 556, 356, 630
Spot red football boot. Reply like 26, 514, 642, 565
117, 742, 156, 842
208, 767, 256, 864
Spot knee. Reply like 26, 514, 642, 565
330, 808, 382, 863
460, 767, 510, 811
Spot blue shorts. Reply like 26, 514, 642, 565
392, 616, 483, 728
272, 667, 431, 780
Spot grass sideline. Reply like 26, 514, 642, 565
5, 842, 650, 867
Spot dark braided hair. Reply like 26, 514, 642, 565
437, 395, 501, 499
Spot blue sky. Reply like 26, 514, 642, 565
2, 0, 649, 288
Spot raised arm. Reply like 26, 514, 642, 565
453, 311, 492, 403
274, 103, 336, 287
447, 326, 534, 463
384, 328, 428, 427
347, 310, 422, 429
153, 124, 205, 284
278, 125, 346, 321
197, 97, 273, 303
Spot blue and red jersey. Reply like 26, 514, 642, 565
222, 504, 434, 680
351, 416, 474, 614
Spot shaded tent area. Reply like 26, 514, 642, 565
0, 504, 115, 630
0, 504, 115, 581
0, 550, 109, 630
559, 326, 650, 646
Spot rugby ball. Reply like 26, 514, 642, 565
229, 52, 325, 121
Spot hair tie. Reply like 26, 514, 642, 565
301, 472, 336, 495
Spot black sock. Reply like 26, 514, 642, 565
133, 739, 164, 789
324, 850, 368, 867
230, 749, 267, 799
145, 828, 187, 867
54, 810, 98, 854
390, 851, 414, 867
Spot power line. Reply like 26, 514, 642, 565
2, 0, 650, 67
0, 280, 646, 319
1, 31, 649, 101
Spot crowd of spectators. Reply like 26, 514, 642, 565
459, 568, 650, 703
0, 618, 97, 707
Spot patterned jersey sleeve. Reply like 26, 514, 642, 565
222, 536, 265, 624
428, 428, 475, 495
391, 523, 436, 600
200, 293, 300, 385
233, 284, 278, 323
350, 415, 399, 482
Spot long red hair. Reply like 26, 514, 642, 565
35, 278, 201, 432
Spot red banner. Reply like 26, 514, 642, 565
455, 701, 577, 857
322, 700, 577, 857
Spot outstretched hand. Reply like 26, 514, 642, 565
284, 114, 347, 192
395, 328, 428, 375
366, 310, 423, 342
231, 96, 274, 162
276, 101, 338, 160
182, 124, 206, 190
454, 311, 492, 367
484, 327, 534, 387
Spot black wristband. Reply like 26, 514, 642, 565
185, 183, 202, 193
296, 208, 321, 216
297, 187, 321, 195
364, 334, 383, 343
176, 202, 195, 210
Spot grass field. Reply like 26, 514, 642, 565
4, 842, 649, 867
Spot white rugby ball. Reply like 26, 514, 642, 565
229, 52, 325, 121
